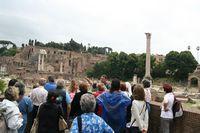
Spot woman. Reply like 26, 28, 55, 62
70, 93, 114, 133
15, 82, 33, 133
127, 85, 148, 133
70, 83, 89, 117
0, 87, 23, 133
55, 79, 71, 121
69, 80, 79, 100
37, 91, 64, 133
160, 84, 174, 133
97, 79, 131, 133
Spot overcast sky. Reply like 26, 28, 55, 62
0, 0, 200, 56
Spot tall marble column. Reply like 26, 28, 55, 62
145, 33, 151, 79
60, 62, 63, 73
38, 54, 41, 71
41, 54, 44, 71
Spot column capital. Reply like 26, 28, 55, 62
145, 33, 151, 39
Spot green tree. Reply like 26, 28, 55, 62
152, 61, 166, 78
0, 79, 6, 94
164, 51, 197, 80
177, 51, 198, 80
164, 51, 179, 76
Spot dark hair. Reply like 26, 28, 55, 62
101, 74, 108, 79
120, 83, 126, 91
133, 85, 145, 101
47, 91, 58, 103
79, 83, 88, 92
110, 78, 120, 92
48, 76, 54, 82
15, 82, 25, 96
131, 84, 136, 94
92, 83, 97, 89
4, 87, 18, 101
142, 79, 150, 88
8, 79, 18, 87
163, 84, 172, 93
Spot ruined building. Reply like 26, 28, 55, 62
0, 46, 107, 85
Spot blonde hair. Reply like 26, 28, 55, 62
4, 86, 18, 101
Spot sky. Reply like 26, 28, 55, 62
0, 0, 200, 56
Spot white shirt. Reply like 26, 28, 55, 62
144, 88, 151, 103
127, 100, 149, 131
30, 86, 48, 106
160, 92, 174, 119
0, 99, 23, 131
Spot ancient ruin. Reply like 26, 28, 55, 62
0, 46, 107, 85
188, 64, 200, 92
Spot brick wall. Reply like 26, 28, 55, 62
149, 101, 200, 133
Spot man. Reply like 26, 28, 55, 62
97, 78, 131, 133
30, 78, 47, 121
100, 74, 111, 90
44, 76, 57, 92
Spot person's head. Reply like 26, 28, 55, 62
15, 82, 25, 96
69, 80, 78, 92
92, 83, 97, 90
56, 79, 65, 90
133, 84, 145, 101
79, 83, 88, 93
48, 76, 55, 83
8, 79, 18, 87
100, 74, 108, 84
46, 91, 58, 103
80, 93, 96, 113
39, 78, 46, 86
33, 83, 39, 89
4, 86, 18, 101
120, 83, 127, 91
142, 79, 151, 88
131, 84, 136, 94
110, 78, 120, 92
97, 83, 106, 91
163, 84, 172, 93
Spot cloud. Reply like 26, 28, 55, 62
0, 0, 200, 57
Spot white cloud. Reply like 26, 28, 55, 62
0, 0, 200, 57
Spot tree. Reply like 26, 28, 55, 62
152, 61, 166, 78
177, 51, 197, 80
164, 51, 197, 80
0, 79, 6, 94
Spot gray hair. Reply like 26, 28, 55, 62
56, 79, 65, 88
80, 93, 96, 113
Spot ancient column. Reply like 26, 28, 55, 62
38, 54, 41, 71
60, 62, 63, 73
145, 33, 151, 79
41, 54, 44, 71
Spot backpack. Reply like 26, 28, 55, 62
172, 97, 183, 118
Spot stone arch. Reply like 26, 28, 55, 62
188, 75, 200, 92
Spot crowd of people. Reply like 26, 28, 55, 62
0, 75, 176, 133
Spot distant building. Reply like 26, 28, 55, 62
0, 46, 107, 84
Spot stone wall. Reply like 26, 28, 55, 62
149, 101, 200, 133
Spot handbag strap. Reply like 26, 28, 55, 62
77, 115, 82, 133
130, 102, 146, 127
